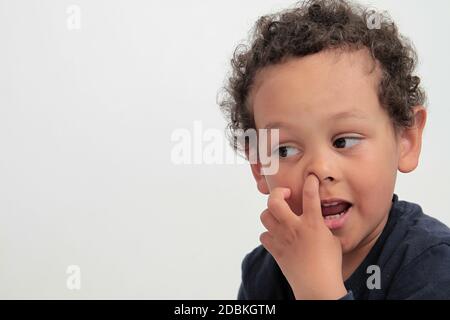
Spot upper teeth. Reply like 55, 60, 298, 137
322, 201, 340, 207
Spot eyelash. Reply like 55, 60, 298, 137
273, 137, 362, 158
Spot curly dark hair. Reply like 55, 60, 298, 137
218, 0, 426, 157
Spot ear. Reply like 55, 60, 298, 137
397, 106, 427, 173
246, 149, 270, 195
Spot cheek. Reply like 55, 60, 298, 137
349, 146, 397, 194
265, 165, 298, 189
346, 147, 390, 187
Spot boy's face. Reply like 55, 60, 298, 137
249, 48, 425, 254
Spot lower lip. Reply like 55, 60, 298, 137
322, 205, 351, 230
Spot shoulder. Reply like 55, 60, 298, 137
389, 198, 450, 262
241, 245, 273, 274
240, 245, 278, 290
238, 245, 294, 300
383, 197, 450, 298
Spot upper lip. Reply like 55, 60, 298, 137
320, 198, 352, 206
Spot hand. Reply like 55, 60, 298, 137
259, 174, 347, 300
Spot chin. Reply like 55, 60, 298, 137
336, 235, 354, 254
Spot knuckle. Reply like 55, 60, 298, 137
260, 217, 269, 230
260, 209, 269, 221
260, 210, 270, 226
267, 198, 282, 213
259, 232, 270, 245
283, 233, 294, 246
282, 230, 296, 245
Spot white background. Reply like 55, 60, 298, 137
0, 0, 449, 299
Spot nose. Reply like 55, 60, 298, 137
303, 149, 336, 183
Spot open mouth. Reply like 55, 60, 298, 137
320, 201, 352, 230
321, 202, 352, 219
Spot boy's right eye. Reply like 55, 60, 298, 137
273, 146, 300, 158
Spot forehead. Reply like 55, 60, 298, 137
250, 48, 385, 129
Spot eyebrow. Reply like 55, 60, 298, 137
263, 110, 367, 129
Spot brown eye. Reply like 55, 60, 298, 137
279, 146, 288, 158
333, 137, 361, 149
274, 146, 300, 158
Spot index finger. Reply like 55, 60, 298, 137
302, 174, 323, 223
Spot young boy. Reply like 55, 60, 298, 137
218, 0, 450, 299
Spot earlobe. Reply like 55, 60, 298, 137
249, 162, 270, 195
398, 106, 427, 173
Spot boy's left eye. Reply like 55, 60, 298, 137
333, 137, 361, 149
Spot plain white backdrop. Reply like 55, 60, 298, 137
0, 0, 449, 299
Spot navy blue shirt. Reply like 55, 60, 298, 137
237, 194, 450, 299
